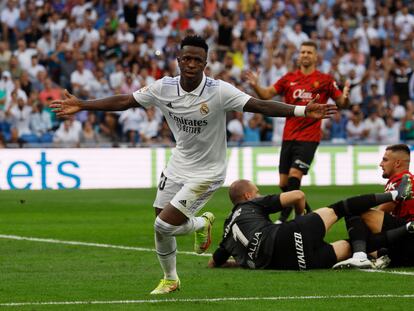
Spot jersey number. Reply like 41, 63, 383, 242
231, 223, 249, 247
158, 173, 167, 190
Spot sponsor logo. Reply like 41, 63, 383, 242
178, 200, 187, 207
294, 232, 307, 270
166, 102, 173, 108
290, 82, 298, 86
247, 231, 262, 261
293, 89, 313, 100
200, 103, 209, 115
168, 112, 208, 134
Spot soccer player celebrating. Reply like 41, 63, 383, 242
245, 41, 350, 223
50, 36, 335, 294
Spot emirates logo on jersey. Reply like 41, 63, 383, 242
293, 89, 313, 100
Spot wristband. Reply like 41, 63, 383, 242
294, 106, 306, 117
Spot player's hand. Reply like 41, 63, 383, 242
342, 80, 350, 99
49, 89, 82, 117
305, 95, 337, 119
244, 70, 260, 87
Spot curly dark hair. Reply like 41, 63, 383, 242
180, 35, 208, 53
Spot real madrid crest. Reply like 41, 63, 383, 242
200, 102, 209, 115
313, 81, 319, 88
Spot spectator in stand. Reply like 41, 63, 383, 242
227, 111, 244, 143
5, 94, 33, 142
389, 58, 413, 106
401, 102, 414, 142
347, 110, 366, 143
109, 62, 125, 90
30, 102, 53, 143
140, 107, 161, 144
363, 109, 386, 143
0, 41, 12, 72
244, 114, 262, 144
39, 78, 62, 106
1, 0, 20, 47
325, 110, 348, 144
70, 59, 94, 98
381, 116, 401, 144
118, 107, 147, 145
53, 117, 82, 146
80, 120, 100, 145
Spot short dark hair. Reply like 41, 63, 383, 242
181, 35, 208, 53
301, 41, 318, 50
386, 144, 410, 156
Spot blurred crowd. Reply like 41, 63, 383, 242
0, 0, 414, 148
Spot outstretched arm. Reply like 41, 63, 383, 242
244, 70, 277, 100
244, 95, 337, 119
50, 90, 140, 117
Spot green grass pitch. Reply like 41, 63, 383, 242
1, 185, 413, 310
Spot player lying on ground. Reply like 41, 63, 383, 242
334, 144, 414, 269
208, 178, 414, 270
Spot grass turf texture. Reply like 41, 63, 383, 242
1, 185, 413, 310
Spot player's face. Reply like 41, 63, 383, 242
177, 46, 207, 81
298, 45, 317, 68
248, 182, 260, 199
380, 150, 397, 179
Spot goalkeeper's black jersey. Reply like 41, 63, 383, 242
212, 195, 283, 269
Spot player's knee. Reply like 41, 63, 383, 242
292, 190, 305, 202
154, 216, 176, 236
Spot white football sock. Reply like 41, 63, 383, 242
154, 230, 178, 280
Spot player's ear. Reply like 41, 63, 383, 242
244, 192, 253, 201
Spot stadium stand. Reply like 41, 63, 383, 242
0, 0, 414, 148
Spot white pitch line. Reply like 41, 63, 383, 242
1, 234, 414, 276
1, 294, 414, 307
362, 269, 414, 276
0, 234, 210, 257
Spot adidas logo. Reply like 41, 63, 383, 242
179, 200, 187, 207
167, 102, 173, 108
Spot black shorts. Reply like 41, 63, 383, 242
381, 214, 414, 267
269, 213, 337, 270
279, 141, 319, 175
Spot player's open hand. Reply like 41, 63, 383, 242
50, 89, 82, 117
244, 70, 260, 87
305, 95, 337, 119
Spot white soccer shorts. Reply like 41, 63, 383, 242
153, 173, 223, 218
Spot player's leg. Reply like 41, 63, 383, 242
328, 175, 412, 219
277, 141, 294, 223
278, 142, 317, 222
151, 177, 222, 294
332, 216, 375, 269
151, 175, 183, 294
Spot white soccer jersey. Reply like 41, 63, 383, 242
132, 74, 251, 182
